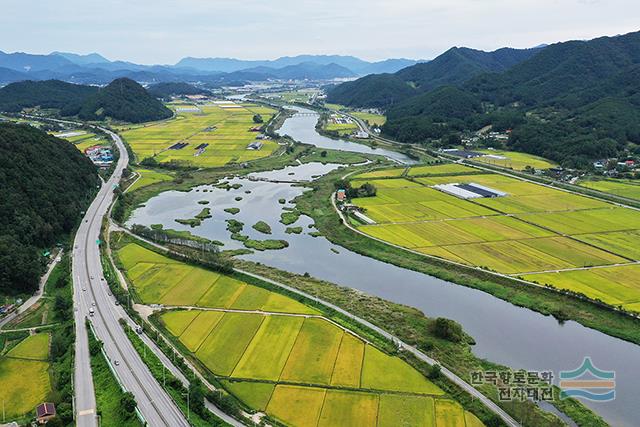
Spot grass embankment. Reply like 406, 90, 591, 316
297, 168, 640, 346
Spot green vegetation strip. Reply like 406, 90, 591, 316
88, 326, 142, 427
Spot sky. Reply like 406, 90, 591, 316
1, 0, 639, 64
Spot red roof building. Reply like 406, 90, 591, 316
36, 402, 56, 424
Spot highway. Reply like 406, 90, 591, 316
72, 128, 189, 427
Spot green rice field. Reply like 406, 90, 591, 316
0, 334, 51, 419
349, 163, 640, 312
351, 111, 386, 127
116, 242, 318, 315
578, 178, 640, 201
127, 168, 173, 192
473, 149, 557, 170
120, 103, 278, 167
324, 122, 358, 136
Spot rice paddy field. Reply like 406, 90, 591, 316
54, 130, 108, 152
472, 149, 557, 170
116, 240, 483, 426
578, 178, 640, 201
115, 242, 317, 314
119, 103, 278, 167
160, 308, 483, 426
0, 333, 51, 419
324, 122, 358, 136
127, 168, 173, 192
349, 164, 640, 312
351, 111, 387, 127
228, 382, 479, 427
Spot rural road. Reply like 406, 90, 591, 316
0, 251, 62, 329
72, 127, 189, 427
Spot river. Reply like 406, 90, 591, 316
127, 109, 640, 426
279, 106, 416, 164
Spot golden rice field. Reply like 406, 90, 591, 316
116, 242, 317, 315
118, 239, 483, 426
578, 178, 640, 201
473, 149, 557, 170
224, 382, 481, 427
119, 103, 278, 167
160, 308, 484, 426
0, 334, 51, 419
350, 164, 640, 312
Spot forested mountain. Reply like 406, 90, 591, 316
325, 73, 417, 108
326, 46, 540, 107
0, 78, 172, 123
79, 78, 173, 123
382, 31, 640, 167
0, 123, 98, 294
147, 82, 211, 98
0, 80, 99, 114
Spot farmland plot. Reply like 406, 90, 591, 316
349, 163, 640, 312
0, 334, 51, 419
120, 104, 278, 168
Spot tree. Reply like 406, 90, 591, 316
120, 392, 137, 418
433, 317, 464, 342
252, 114, 263, 124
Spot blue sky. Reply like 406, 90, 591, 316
1, 0, 638, 64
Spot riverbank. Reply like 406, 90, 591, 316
295, 167, 640, 346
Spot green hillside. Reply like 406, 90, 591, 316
382, 31, 640, 167
326, 46, 540, 108
79, 78, 173, 123
0, 79, 98, 115
0, 123, 98, 294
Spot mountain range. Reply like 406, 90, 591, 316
326, 46, 542, 108
0, 51, 424, 86
360, 30, 640, 167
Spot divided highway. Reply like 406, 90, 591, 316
72, 128, 189, 427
